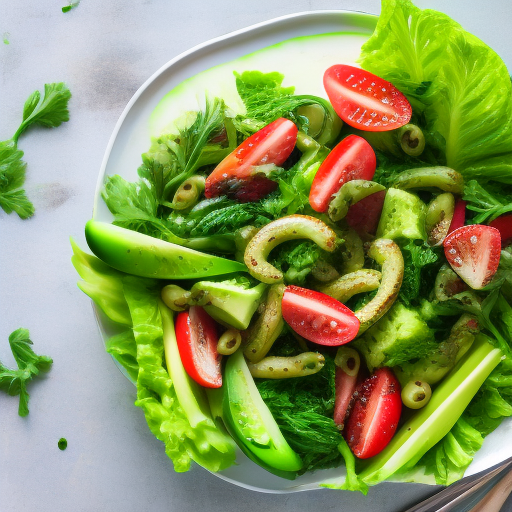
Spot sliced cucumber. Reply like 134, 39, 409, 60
224, 351, 302, 472
85, 220, 246, 279
376, 188, 427, 240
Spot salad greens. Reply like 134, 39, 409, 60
256, 351, 343, 474
0, 328, 53, 416
0, 83, 71, 219
72, 0, 512, 493
358, 0, 512, 184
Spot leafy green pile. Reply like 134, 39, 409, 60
256, 352, 343, 474
0, 83, 71, 219
80, 0, 512, 491
101, 71, 331, 254
324, 0, 512, 489
0, 328, 53, 416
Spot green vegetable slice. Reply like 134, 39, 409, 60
224, 351, 303, 472
85, 220, 246, 279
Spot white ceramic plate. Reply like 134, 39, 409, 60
92, 10, 512, 493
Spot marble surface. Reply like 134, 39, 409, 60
1, 1, 511, 511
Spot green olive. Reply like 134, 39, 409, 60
401, 380, 432, 409
161, 285, 191, 311
171, 175, 206, 210
334, 347, 360, 377
398, 124, 426, 157
217, 329, 242, 355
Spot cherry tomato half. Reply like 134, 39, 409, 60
175, 306, 222, 388
324, 65, 412, 132
204, 118, 298, 202
281, 285, 360, 346
334, 364, 360, 429
344, 368, 402, 459
309, 135, 376, 213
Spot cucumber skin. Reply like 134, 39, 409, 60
85, 220, 246, 279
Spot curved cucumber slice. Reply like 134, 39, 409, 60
224, 351, 302, 472
85, 220, 247, 279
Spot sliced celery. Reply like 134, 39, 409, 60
360, 336, 503, 485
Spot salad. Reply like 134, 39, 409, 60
72, 0, 512, 493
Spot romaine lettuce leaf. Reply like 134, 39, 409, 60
417, 417, 484, 486
72, 242, 236, 472
105, 330, 139, 382
124, 277, 236, 473
359, 0, 512, 183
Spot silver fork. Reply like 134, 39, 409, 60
404, 458, 512, 512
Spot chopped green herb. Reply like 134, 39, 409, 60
58, 438, 68, 450
3, 32, 9, 45
62, 1, 80, 13
0, 328, 53, 416
0, 83, 71, 219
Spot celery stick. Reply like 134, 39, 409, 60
360, 336, 503, 485
159, 301, 214, 429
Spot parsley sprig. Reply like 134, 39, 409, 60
0, 328, 53, 416
0, 82, 71, 219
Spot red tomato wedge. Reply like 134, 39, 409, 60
490, 214, 512, 247
175, 306, 222, 388
447, 199, 467, 235
281, 286, 360, 346
346, 189, 386, 239
344, 368, 402, 459
309, 135, 376, 212
334, 365, 359, 429
204, 118, 298, 202
324, 65, 412, 132
443, 225, 501, 290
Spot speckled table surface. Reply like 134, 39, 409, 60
1, 1, 511, 511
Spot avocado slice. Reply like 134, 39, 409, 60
85, 220, 246, 279
191, 280, 267, 330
